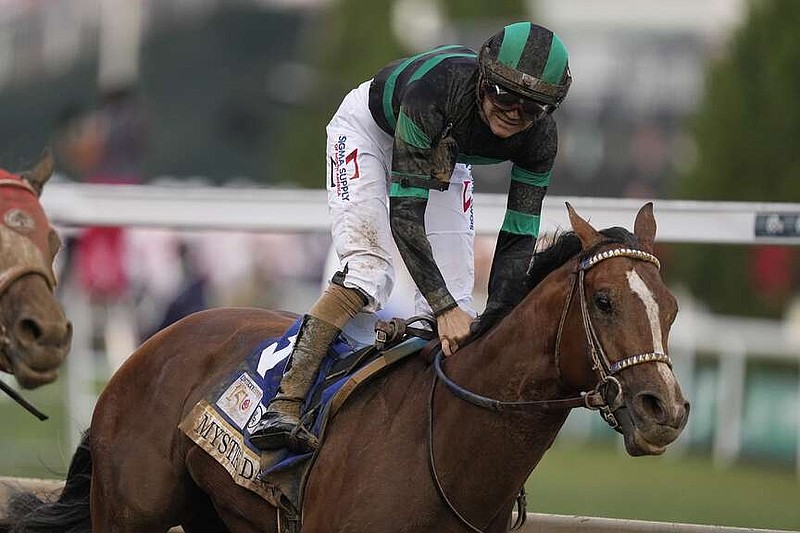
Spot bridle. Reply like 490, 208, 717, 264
428, 246, 673, 532
0, 177, 55, 344
555, 246, 672, 428
433, 247, 673, 419
0, 177, 54, 421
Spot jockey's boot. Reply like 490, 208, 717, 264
250, 282, 366, 453
249, 314, 339, 453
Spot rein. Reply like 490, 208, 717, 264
433, 351, 604, 412
428, 246, 673, 532
427, 373, 527, 533
0, 374, 49, 420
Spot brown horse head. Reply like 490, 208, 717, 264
559, 202, 689, 456
0, 149, 71, 388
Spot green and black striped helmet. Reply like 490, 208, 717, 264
479, 22, 571, 107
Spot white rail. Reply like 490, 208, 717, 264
40, 183, 800, 244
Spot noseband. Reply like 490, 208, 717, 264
428, 247, 673, 532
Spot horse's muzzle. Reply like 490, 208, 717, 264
617, 396, 690, 456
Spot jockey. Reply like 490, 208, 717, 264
250, 21, 572, 453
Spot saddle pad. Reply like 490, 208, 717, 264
178, 317, 427, 505
178, 318, 346, 500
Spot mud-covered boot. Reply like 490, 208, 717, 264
249, 315, 340, 453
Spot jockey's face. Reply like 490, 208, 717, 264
480, 94, 535, 138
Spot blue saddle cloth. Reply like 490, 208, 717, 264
203, 317, 371, 474
179, 315, 429, 507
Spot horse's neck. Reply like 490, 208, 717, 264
454, 271, 570, 402
430, 270, 573, 520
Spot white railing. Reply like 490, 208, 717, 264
40, 182, 800, 244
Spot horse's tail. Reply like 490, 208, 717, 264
8, 431, 92, 533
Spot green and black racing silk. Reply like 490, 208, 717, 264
368, 45, 558, 315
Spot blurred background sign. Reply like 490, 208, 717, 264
755, 213, 800, 239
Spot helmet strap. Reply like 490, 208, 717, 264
475, 70, 489, 124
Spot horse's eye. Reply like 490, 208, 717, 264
594, 293, 613, 313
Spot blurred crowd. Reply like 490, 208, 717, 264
50, 88, 330, 367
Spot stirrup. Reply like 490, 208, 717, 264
250, 411, 318, 453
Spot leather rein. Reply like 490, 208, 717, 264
428, 246, 673, 532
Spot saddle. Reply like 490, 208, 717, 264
178, 316, 437, 530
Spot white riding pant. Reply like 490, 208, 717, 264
325, 79, 475, 318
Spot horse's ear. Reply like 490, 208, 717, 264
633, 202, 657, 253
20, 148, 54, 197
566, 202, 603, 249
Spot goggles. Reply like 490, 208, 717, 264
482, 81, 556, 120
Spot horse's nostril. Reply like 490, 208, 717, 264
18, 318, 43, 343
16, 318, 72, 349
635, 393, 667, 425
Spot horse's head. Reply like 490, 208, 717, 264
0, 150, 71, 388
557, 202, 689, 456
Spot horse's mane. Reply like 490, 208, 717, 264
470, 226, 640, 339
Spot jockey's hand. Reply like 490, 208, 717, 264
437, 306, 472, 357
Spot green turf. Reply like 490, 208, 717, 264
526, 439, 800, 531
0, 378, 73, 479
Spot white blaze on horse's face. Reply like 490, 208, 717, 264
626, 268, 673, 381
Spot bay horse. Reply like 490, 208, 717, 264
10, 203, 688, 532
0, 150, 71, 391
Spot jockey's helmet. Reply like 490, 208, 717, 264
478, 22, 572, 109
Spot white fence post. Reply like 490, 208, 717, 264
62, 279, 99, 453
713, 334, 746, 467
